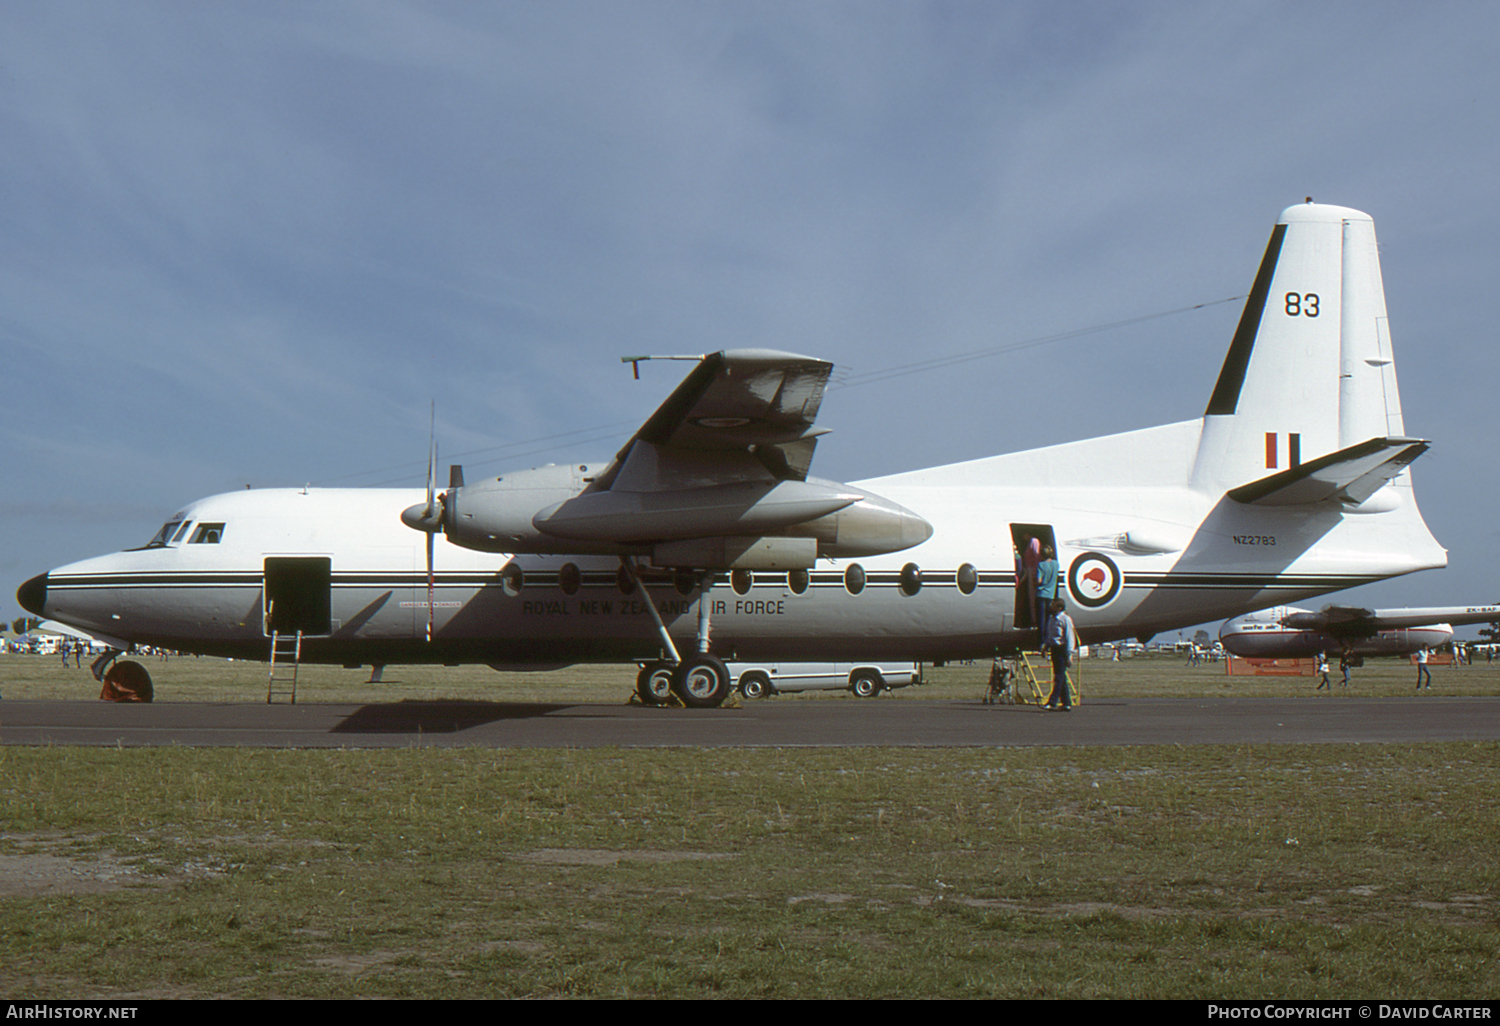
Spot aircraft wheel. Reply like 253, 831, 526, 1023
851, 671, 882, 698
672, 654, 732, 709
636, 662, 675, 706
102, 660, 154, 703
739, 671, 772, 700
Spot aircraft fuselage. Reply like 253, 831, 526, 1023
22, 462, 1440, 668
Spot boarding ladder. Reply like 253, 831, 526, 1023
267, 630, 302, 704
1019, 652, 1051, 704
985, 651, 1080, 707
1027, 650, 1082, 707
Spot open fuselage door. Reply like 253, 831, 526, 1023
263, 556, 333, 637
1010, 523, 1057, 632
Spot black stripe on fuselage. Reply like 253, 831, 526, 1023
44, 568, 1382, 595
1122, 573, 1380, 590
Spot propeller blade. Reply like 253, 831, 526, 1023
426, 530, 435, 644
426, 405, 437, 643
400, 407, 447, 535
426, 403, 438, 519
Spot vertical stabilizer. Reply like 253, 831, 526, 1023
1338, 215, 1406, 442
1192, 203, 1406, 495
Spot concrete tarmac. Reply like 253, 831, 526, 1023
2, 695, 1498, 748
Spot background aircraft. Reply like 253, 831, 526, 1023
1220, 603, 1500, 658
18, 202, 1452, 707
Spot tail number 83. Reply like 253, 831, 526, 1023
1285, 292, 1319, 317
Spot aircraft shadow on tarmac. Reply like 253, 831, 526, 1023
332, 699, 578, 734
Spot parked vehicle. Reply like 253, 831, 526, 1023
728, 661, 921, 699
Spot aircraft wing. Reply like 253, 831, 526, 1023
592, 349, 835, 490
1281, 604, 1500, 636
1227, 436, 1429, 506
527, 349, 878, 553
442, 348, 928, 561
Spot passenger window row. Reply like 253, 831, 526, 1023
496, 562, 983, 597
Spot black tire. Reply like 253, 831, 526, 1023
103, 660, 154, 702
739, 671, 773, 700
850, 671, 882, 698
672, 654, 733, 708
636, 662, 675, 706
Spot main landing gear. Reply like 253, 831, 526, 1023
623, 556, 734, 709
635, 653, 733, 709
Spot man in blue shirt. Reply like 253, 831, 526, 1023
1035, 545, 1060, 640
1043, 598, 1075, 711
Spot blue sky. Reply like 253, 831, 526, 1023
5, 1, 1500, 635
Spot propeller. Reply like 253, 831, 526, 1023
424, 426, 436, 643
399, 405, 445, 643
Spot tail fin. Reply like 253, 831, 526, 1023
1191, 202, 1411, 497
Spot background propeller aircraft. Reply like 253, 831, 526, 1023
1220, 603, 1500, 659
18, 202, 1452, 707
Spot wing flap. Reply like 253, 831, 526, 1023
596, 350, 834, 491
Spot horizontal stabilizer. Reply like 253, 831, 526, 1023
1226, 436, 1428, 506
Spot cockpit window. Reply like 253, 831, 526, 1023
188, 523, 225, 544
143, 520, 186, 549
171, 521, 195, 543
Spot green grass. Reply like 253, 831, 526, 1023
2, 741, 1498, 998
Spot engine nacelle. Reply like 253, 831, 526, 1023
533, 479, 860, 543
438, 464, 600, 554
651, 536, 819, 570
786, 491, 934, 557
413, 462, 933, 564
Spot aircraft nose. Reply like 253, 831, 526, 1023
17, 573, 48, 617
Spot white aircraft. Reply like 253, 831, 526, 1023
1220, 604, 1500, 658
17, 201, 1453, 707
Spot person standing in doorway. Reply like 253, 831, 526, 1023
1021, 536, 1041, 632
1036, 544, 1060, 643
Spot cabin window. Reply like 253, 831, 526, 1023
731, 569, 753, 595
189, 523, 225, 544
900, 563, 922, 597
500, 562, 524, 597
957, 563, 978, 595
558, 563, 581, 596
844, 564, 866, 595
616, 565, 636, 595
787, 569, 809, 595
